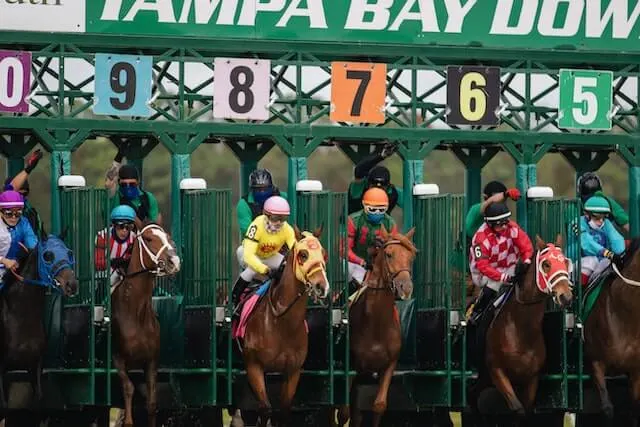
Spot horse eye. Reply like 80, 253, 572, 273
43, 251, 54, 263
298, 251, 308, 262
386, 252, 393, 259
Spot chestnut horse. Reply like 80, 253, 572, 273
584, 237, 640, 425
112, 218, 180, 427
471, 235, 573, 420
241, 226, 330, 427
338, 225, 416, 427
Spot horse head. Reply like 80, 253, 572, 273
39, 235, 79, 297
533, 234, 574, 309
293, 224, 330, 300
133, 217, 181, 276
376, 225, 417, 300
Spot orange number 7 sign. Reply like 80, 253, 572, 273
330, 62, 387, 124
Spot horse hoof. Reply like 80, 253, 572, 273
603, 402, 614, 419
231, 414, 245, 427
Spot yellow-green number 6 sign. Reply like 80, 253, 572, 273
446, 66, 500, 125
558, 69, 613, 130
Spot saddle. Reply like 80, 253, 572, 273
582, 266, 616, 322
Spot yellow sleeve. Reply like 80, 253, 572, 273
242, 223, 269, 274
284, 224, 297, 251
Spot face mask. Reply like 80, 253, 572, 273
264, 217, 283, 234
366, 212, 384, 224
589, 219, 604, 230
120, 185, 140, 200
253, 189, 272, 205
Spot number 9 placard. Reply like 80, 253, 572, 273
94, 54, 153, 117
446, 66, 500, 126
213, 58, 271, 121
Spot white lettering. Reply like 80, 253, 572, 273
444, 0, 477, 33
276, 0, 327, 28
490, 0, 538, 35
585, 0, 640, 39
0, 57, 24, 108
345, 0, 392, 30
538, 0, 583, 36
178, 0, 238, 24
123, 0, 176, 23
100, 0, 123, 20
389, 0, 438, 32
238, 0, 285, 26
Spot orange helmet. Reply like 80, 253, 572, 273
362, 187, 389, 207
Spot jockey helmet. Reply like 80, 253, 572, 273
118, 164, 139, 181
367, 166, 391, 188
577, 172, 602, 199
249, 169, 273, 189
362, 187, 389, 207
111, 205, 136, 224
263, 196, 289, 234
584, 196, 611, 215
0, 189, 24, 209
484, 202, 511, 227
483, 181, 507, 198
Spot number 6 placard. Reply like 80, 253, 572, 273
446, 66, 500, 126
213, 58, 271, 120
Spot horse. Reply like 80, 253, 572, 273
111, 218, 180, 427
583, 237, 640, 426
337, 225, 416, 427
0, 234, 78, 409
469, 235, 574, 421
238, 225, 329, 427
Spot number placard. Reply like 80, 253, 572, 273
213, 58, 271, 120
0, 50, 31, 113
446, 66, 500, 125
558, 69, 613, 130
94, 54, 153, 117
330, 62, 386, 124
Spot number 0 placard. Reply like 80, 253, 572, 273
214, 58, 271, 120
446, 66, 500, 125
94, 54, 153, 117
0, 50, 31, 113
331, 62, 386, 124
558, 69, 613, 130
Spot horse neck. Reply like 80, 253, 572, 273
4, 250, 44, 306
115, 238, 154, 311
510, 258, 546, 325
271, 252, 307, 318
609, 247, 640, 310
363, 251, 395, 311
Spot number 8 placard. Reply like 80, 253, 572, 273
213, 58, 271, 121
94, 54, 153, 117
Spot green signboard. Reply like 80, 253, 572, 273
558, 69, 613, 131
76, 0, 640, 52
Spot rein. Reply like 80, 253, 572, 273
366, 239, 412, 295
612, 262, 640, 287
121, 224, 171, 278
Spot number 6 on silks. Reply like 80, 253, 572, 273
213, 58, 271, 121
94, 54, 153, 117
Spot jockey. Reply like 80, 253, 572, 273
0, 189, 37, 278
346, 187, 398, 286
465, 181, 521, 240
107, 164, 161, 223
236, 168, 287, 238
5, 149, 45, 238
95, 205, 137, 287
467, 202, 533, 324
577, 172, 628, 232
231, 195, 296, 307
577, 196, 625, 287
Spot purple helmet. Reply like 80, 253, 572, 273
0, 190, 24, 209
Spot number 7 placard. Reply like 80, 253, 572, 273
331, 62, 386, 124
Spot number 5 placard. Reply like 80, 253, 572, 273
214, 58, 271, 120
331, 62, 386, 124
558, 69, 613, 131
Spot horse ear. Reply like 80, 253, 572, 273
380, 223, 389, 240
313, 223, 324, 238
293, 225, 303, 241
59, 226, 69, 241
535, 235, 546, 250
554, 233, 564, 248
134, 216, 143, 231
405, 227, 416, 240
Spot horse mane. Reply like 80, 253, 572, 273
622, 237, 640, 270
387, 232, 417, 256
2, 246, 38, 288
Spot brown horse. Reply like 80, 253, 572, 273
241, 226, 330, 427
584, 238, 640, 425
337, 225, 416, 427
112, 218, 180, 427
473, 235, 573, 418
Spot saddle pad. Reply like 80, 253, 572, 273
582, 279, 604, 323
232, 292, 309, 340
348, 285, 368, 307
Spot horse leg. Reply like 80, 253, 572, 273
246, 362, 271, 427
30, 358, 43, 408
145, 358, 158, 427
629, 372, 640, 427
371, 360, 397, 427
278, 369, 302, 426
113, 356, 135, 427
490, 367, 525, 415
521, 376, 539, 412
336, 374, 355, 426
0, 365, 6, 408
591, 360, 613, 421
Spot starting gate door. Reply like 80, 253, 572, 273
526, 194, 583, 412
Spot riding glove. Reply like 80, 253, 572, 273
602, 249, 614, 260
504, 188, 521, 201
25, 149, 43, 174
500, 273, 514, 285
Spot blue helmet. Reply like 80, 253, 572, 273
110, 205, 136, 223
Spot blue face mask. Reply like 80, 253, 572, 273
120, 184, 140, 200
253, 189, 272, 205
366, 212, 384, 224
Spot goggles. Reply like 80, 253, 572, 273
364, 205, 388, 215
588, 212, 607, 220
266, 214, 288, 223
2, 209, 23, 218
119, 182, 138, 189
488, 218, 509, 227
113, 222, 134, 230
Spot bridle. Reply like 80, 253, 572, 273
127, 224, 174, 277
366, 239, 413, 295
515, 245, 572, 305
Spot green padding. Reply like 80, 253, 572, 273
152, 296, 185, 367
396, 298, 415, 364
582, 281, 604, 322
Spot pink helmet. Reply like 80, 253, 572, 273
263, 196, 290, 216
0, 190, 24, 209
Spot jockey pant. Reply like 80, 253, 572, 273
237, 246, 284, 282
347, 262, 366, 285
110, 269, 122, 288
581, 256, 611, 279
471, 265, 515, 293
236, 245, 247, 270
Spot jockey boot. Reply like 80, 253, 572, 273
467, 287, 497, 325
231, 277, 251, 308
